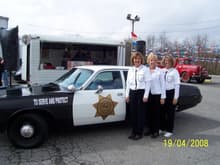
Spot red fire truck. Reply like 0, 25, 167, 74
175, 57, 211, 83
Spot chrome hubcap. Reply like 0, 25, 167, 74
20, 124, 34, 138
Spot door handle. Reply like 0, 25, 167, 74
117, 93, 123, 96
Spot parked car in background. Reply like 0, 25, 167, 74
0, 65, 202, 148
175, 57, 211, 83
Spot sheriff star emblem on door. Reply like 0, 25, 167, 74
93, 94, 118, 120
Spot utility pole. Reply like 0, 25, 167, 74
126, 14, 140, 34
126, 14, 140, 50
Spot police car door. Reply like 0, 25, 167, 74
73, 70, 125, 126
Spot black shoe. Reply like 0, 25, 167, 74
128, 134, 136, 140
133, 134, 143, 140
151, 132, 159, 138
144, 131, 151, 136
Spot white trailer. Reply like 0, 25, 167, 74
20, 34, 125, 85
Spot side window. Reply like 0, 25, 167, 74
112, 71, 123, 89
184, 60, 189, 65
86, 71, 122, 90
179, 60, 184, 65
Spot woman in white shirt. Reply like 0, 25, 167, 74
160, 54, 180, 138
144, 53, 166, 138
126, 52, 151, 140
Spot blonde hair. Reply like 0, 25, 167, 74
130, 51, 145, 65
161, 54, 176, 67
146, 52, 158, 64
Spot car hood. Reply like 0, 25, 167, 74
0, 83, 70, 98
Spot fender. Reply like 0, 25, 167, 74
0, 91, 75, 132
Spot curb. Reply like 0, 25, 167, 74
210, 75, 220, 78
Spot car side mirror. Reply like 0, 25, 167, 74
95, 85, 103, 94
67, 84, 76, 92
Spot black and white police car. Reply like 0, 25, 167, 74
0, 65, 202, 148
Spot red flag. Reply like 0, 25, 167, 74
131, 32, 137, 39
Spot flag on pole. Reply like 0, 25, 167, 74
131, 32, 137, 40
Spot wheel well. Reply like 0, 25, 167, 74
181, 70, 193, 76
181, 71, 187, 75
7, 109, 54, 131
181, 71, 191, 80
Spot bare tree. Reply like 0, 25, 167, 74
146, 34, 155, 50
192, 34, 208, 54
173, 40, 181, 56
182, 38, 194, 56
158, 32, 169, 51
183, 38, 193, 48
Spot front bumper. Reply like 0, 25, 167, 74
191, 73, 211, 80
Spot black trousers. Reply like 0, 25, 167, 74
160, 89, 176, 133
129, 89, 145, 135
147, 93, 161, 134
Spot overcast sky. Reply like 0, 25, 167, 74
1, 0, 220, 44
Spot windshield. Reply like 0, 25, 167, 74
56, 68, 93, 89
184, 59, 194, 65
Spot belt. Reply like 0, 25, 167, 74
166, 89, 174, 91
130, 89, 144, 91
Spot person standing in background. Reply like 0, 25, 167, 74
144, 53, 166, 138
126, 51, 151, 140
160, 54, 180, 138
1, 58, 9, 87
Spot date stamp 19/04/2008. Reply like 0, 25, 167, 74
163, 139, 209, 148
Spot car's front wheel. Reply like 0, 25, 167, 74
7, 113, 48, 148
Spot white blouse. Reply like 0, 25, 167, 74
126, 65, 151, 98
150, 67, 166, 99
162, 67, 180, 99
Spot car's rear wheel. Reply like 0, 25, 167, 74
7, 113, 48, 148
181, 72, 190, 83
